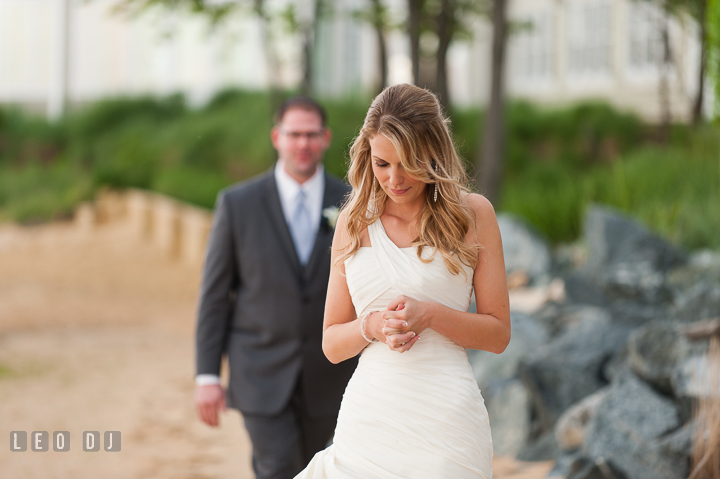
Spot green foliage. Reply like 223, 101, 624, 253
0, 107, 66, 167
0, 161, 94, 223
152, 166, 231, 209
500, 125, 720, 249
0, 91, 716, 251
322, 98, 369, 177
68, 94, 186, 141
499, 163, 585, 242
504, 100, 643, 174
448, 101, 643, 178
90, 119, 162, 188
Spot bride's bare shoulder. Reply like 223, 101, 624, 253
334, 209, 370, 248
462, 193, 500, 243
463, 193, 496, 221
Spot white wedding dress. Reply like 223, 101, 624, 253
296, 218, 493, 479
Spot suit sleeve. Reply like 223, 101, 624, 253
195, 191, 239, 377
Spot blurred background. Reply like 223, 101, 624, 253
1, 1, 719, 478
0, 0, 718, 245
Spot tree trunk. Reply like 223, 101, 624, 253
254, 0, 283, 111
693, 0, 708, 125
435, 0, 452, 110
371, 0, 388, 95
659, 10, 673, 143
301, 31, 313, 95
407, 0, 422, 85
475, 0, 508, 204
300, 0, 321, 96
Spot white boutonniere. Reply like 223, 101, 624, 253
322, 206, 340, 230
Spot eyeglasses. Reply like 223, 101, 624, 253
280, 129, 325, 141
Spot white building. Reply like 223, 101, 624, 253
0, 0, 707, 122
503, 0, 706, 121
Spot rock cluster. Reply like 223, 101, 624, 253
469, 205, 720, 478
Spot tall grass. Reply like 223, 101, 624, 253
499, 125, 720, 249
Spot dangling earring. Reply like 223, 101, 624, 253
432, 160, 439, 203
371, 177, 377, 210
434, 183, 438, 203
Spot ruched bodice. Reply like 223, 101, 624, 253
346, 217, 474, 316
296, 218, 493, 479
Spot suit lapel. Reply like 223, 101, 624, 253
262, 172, 303, 278
303, 174, 345, 282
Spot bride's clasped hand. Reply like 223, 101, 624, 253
373, 295, 436, 352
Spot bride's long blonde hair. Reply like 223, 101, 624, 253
337, 84, 478, 275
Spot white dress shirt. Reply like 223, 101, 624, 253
274, 159, 325, 240
196, 161, 325, 387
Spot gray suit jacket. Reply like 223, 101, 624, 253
195, 168, 357, 418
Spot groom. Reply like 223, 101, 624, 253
194, 97, 357, 478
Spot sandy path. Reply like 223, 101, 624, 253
0, 221, 553, 479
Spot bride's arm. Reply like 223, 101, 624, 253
322, 211, 416, 364
383, 194, 511, 353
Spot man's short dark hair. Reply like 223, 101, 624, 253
274, 96, 327, 127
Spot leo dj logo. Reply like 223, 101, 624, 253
10, 431, 121, 452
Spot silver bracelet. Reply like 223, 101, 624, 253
359, 311, 377, 343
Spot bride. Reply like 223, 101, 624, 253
296, 84, 510, 478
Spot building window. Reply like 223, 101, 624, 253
566, 0, 611, 75
627, 1, 664, 70
510, 10, 554, 82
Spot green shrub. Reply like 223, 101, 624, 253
91, 120, 161, 189
152, 166, 232, 209
0, 107, 66, 167
504, 100, 643, 174
0, 161, 94, 223
500, 127, 720, 249
67, 94, 186, 141
0, 92, 716, 252
499, 163, 585, 242
321, 98, 369, 177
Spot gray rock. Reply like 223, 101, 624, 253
672, 353, 719, 400
669, 343, 717, 421
689, 249, 720, 270
604, 261, 669, 303
548, 451, 584, 479
539, 303, 616, 339
583, 205, 686, 303
656, 420, 694, 460
516, 429, 559, 461
563, 272, 608, 307
497, 214, 552, 285
531, 301, 586, 338
485, 379, 531, 457
627, 321, 692, 393
584, 372, 683, 479
467, 312, 549, 391
672, 282, 720, 323
519, 308, 631, 431
553, 242, 588, 276
602, 345, 630, 383
565, 457, 628, 479
555, 387, 610, 451
667, 250, 720, 291
608, 301, 669, 327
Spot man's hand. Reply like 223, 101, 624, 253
195, 384, 226, 427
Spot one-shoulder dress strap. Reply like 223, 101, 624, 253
369, 218, 428, 285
